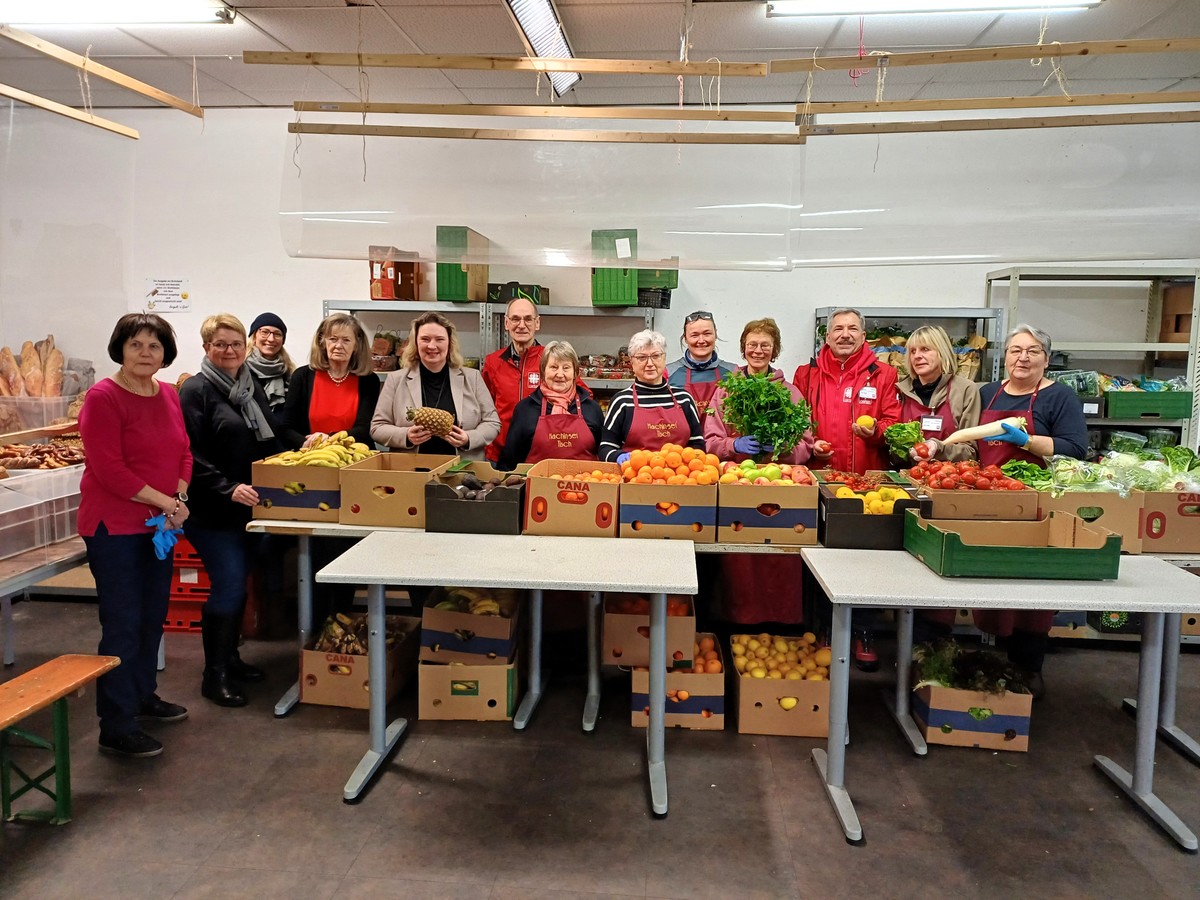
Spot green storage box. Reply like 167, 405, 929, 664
592, 228, 638, 307
436, 226, 490, 302
903, 509, 1122, 580
638, 265, 679, 290
1103, 390, 1193, 420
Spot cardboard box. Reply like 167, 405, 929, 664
523, 458, 621, 537
425, 461, 529, 536
1181, 608, 1200, 637
915, 486, 1039, 521
733, 639, 829, 738
299, 615, 420, 709
602, 593, 696, 668
717, 483, 819, 546
252, 455, 342, 522
419, 587, 522, 665
904, 509, 1123, 580
1048, 610, 1089, 638
368, 245, 419, 300
338, 453, 457, 528
619, 482, 717, 542
1159, 284, 1194, 360
912, 685, 1032, 752
1086, 610, 1143, 635
1139, 491, 1200, 553
418, 653, 519, 721
817, 483, 920, 550
630, 633, 724, 730
1037, 490, 1144, 554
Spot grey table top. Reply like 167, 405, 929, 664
316, 530, 698, 595
800, 548, 1200, 613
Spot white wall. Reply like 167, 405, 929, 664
2, 104, 1197, 384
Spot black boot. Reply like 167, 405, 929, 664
228, 605, 266, 683
201, 610, 247, 708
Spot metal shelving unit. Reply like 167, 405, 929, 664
984, 267, 1200, 448
814, 306, 1007, 381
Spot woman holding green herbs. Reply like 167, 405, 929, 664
896, 325, 981, 464
705, 318, 815, 465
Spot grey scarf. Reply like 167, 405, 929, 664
246, 347, 288, 410
200, 357, 275, 441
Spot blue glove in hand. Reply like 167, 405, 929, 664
733, 435, 762, 456
145, 514, 184, 561
616, 451, 632, 466
994, 422, 1031, 447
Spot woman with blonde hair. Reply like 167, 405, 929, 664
371, 311, 499, 459
245, 312, 295, 412
899, 325, 982, 464
282, 312, 379, 447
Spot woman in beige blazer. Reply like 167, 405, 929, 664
371, 311, 500, 460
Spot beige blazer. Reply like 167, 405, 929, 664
370, 366, 500, 460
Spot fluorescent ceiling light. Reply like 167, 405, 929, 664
504, 0, 581, 97
766, 0, 1101, 16
0, 1, 235, 25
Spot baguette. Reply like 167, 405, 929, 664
20, 340, 43, 397
42, 348, 65, 398
34, 334, 54, 367
0, 347, 24, 396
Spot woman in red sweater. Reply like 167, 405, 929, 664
79, 313, 193, 759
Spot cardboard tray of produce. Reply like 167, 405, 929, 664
818, 482, 921, 550
424, 461, 530, 536
903, 509, 1122, 580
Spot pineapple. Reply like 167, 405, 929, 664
406, 406, 455, 436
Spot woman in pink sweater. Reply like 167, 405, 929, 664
79, 313, 193, 759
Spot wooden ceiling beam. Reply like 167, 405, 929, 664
799, 109, 1200, 136
798, 90, 1200, 114
0, 81, 139, 139
288, 122, 804, 144
293, 101, 795, 122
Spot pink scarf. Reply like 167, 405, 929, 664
541, 383, 578, 416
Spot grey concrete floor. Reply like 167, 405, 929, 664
2, 598, 1199, 899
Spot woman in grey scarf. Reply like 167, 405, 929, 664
179, 314, 298, 708
245, 312, 294, 412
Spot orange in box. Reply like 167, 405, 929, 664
602, 592, 695, 668
618, 481, 717, 542
523, 458, 621, 537
338, 453, 456, 528
631, 633, 725, 730
718, 482, 819, 546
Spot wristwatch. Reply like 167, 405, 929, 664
175, 491, 189, 503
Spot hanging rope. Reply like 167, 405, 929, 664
76, 44, 94, 118
292, 63, 312, 176
848, 17, 869, 86
357, 6, 370, 182
800, 48, 824, 128
192, 56, 204, 134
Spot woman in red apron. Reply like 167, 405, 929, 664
498, 341, 603, 469
896, 326, 983, 639
666, 311, 736, 426
971, 325, 1090, 698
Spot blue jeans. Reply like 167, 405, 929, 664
85, 523, 172, 739
184, 522, 253, 617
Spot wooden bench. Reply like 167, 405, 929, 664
0, 654, 119, 824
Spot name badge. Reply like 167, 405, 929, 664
858, 386, 877, 401
921, 416, 943, 433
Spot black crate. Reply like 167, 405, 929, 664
636, 288, 671, 309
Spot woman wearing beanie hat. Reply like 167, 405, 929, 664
246, 312, 294, 411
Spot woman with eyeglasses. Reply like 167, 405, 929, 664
971, 323, 1088, 699
599, 329, 705, 462
245, 312, 294, 413
666, 311, 736, 425
371, 311, 500, 460
282, 313, 380, 448
180, 314, 295, 708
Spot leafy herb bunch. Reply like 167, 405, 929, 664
717, 371, 814, 462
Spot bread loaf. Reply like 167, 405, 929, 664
34, 334, 54, 367
20, 341, 43, 397
43, 349, 64, 398
0, 347, 24, 396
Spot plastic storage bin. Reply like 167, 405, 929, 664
0, 488, 47, 560
3, 465, 84, 543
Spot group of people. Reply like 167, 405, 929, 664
79, 301, 1084, 757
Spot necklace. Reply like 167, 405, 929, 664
327, 369, 351, 385
117, 368, 156, 397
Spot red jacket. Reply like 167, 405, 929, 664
481, 342, 545, 462
793, 344, 900, 475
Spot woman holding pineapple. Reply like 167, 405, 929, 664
371, 311, 499, 460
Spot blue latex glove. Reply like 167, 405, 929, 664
616, 452, 632, 466
733, 435, 762, 456
145, 514, 184, 561
993, 422, 1031, 447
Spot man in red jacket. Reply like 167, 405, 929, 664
794, 308, 900, 476
482, 297, 544, 464
793, 307, 901, 671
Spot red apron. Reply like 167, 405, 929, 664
684, 366, 720, 425
721, 555, 805, 625
624, 385, 691, 453
900, 392, 958, 444
525, 404, 597, 464
973, 382, 1053, 636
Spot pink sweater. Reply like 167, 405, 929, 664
78, 379, 193, 536
704, 367, 814, 466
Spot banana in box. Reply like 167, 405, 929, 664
419, 586, 522, 665
253, 431, 377, 522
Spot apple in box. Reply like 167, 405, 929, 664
717, 459, 815, 487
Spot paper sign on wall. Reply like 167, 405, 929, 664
140, 278, 191, 312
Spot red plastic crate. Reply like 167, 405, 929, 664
164, 594, 204, 633
170, 565, 211, 595
173, 536, 202, 565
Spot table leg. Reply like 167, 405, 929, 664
647, 591, 668, 817
582, 591, 602, 732
274, 534, 312, 718
2, 593, 14, 667
343, 582, 407, 802
1094, 612, 1198, 851
812, 602, 862, 843
882, 607, 927, 756
513, 588, 547, 730
50, 697, 71, 824
1123, 613, 1200, 766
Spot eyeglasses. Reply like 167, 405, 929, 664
1006, 347, 1045, 359
685, 311, 714, 324
632, 352, 665, 364
257, 328, 283, 340
745, 342, 774, 353
506, 315, 539, 325
210, 341, 245, 352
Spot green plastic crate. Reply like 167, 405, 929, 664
1103, 390, 1194, 420
592, 229, 638, 307
435, 226, 489, 302
638, 267, 679, 290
